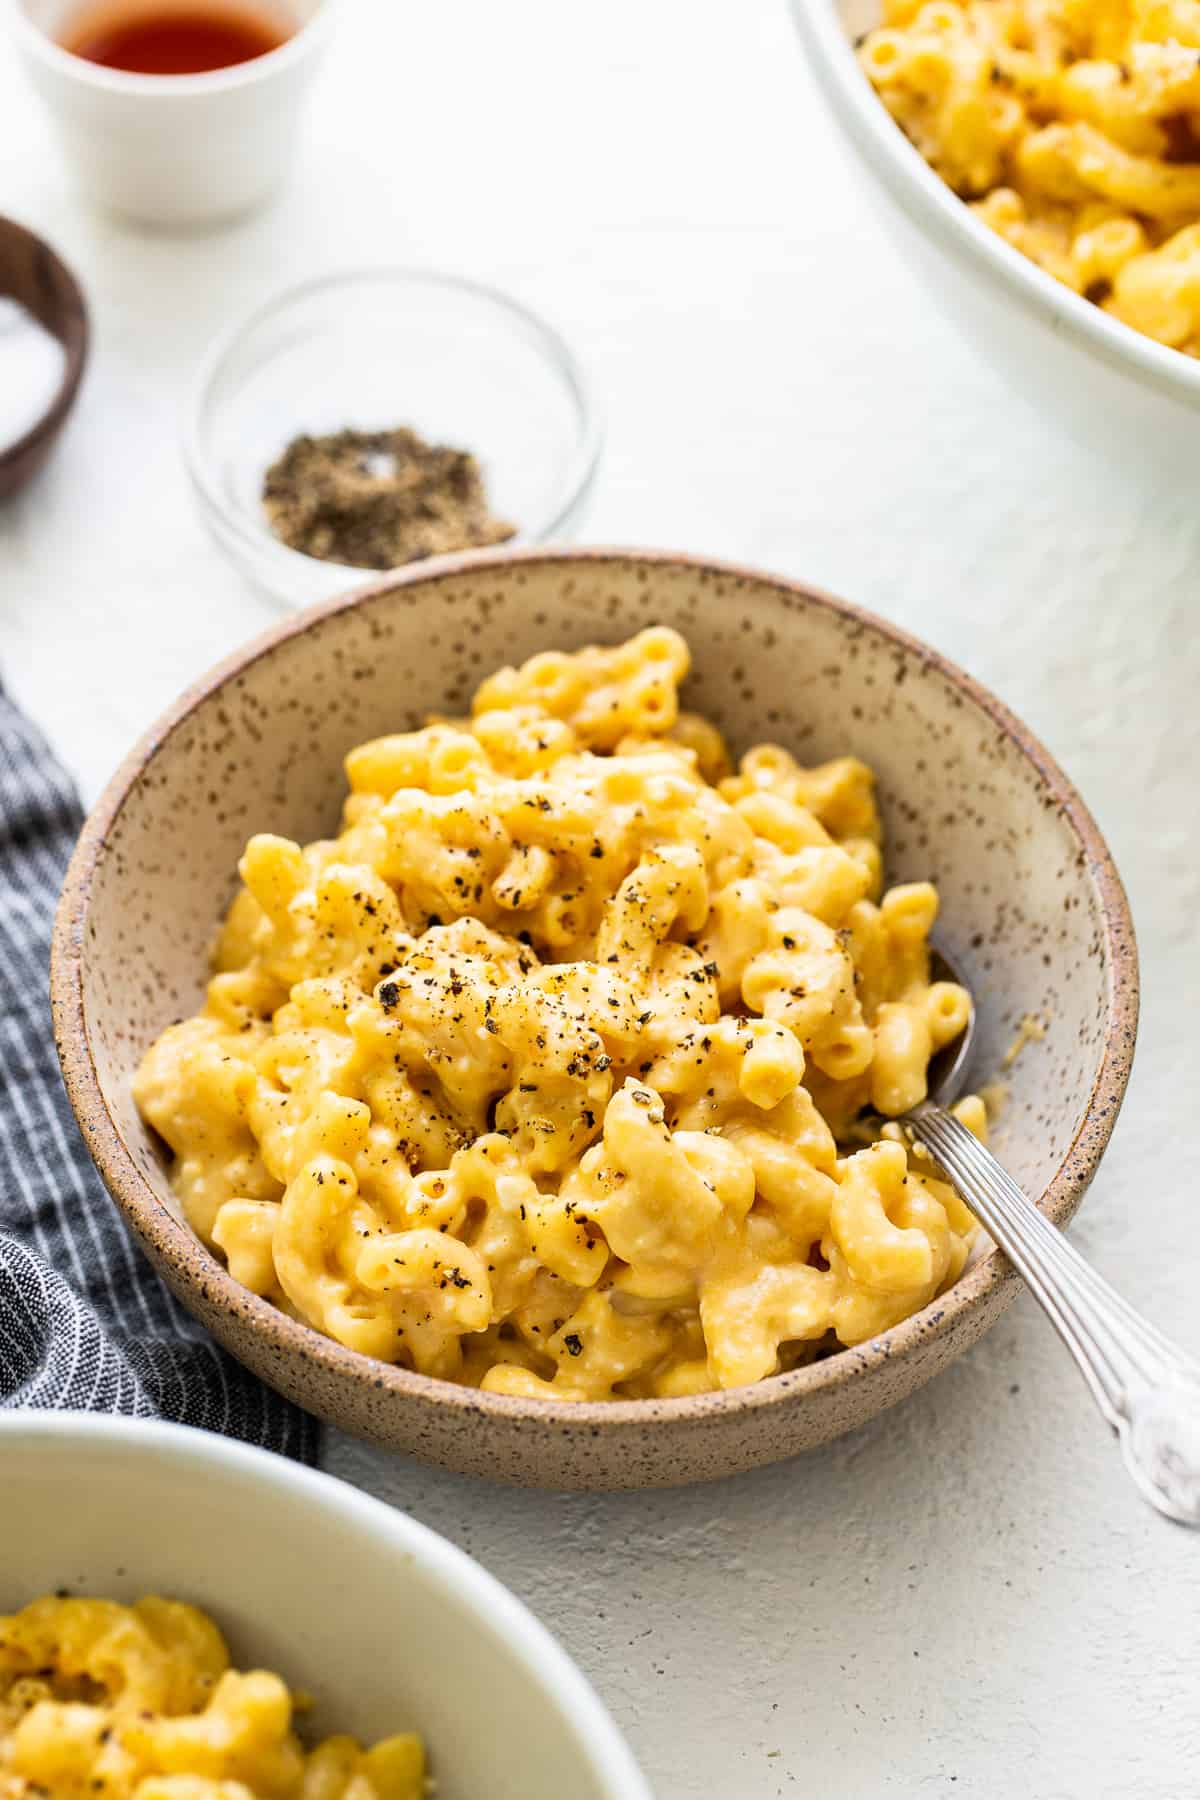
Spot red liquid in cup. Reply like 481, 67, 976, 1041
58, 1, 291, 74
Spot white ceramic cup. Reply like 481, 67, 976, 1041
7, 0, 337, 227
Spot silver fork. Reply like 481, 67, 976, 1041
905, 949, 1200, 1528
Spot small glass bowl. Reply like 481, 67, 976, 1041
186, 267, 601, 610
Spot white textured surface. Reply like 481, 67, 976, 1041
3, 3, 1198, 1795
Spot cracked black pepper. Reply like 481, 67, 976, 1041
262, 425, 516, 571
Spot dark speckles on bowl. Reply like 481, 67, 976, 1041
50, 549, 1138, 1489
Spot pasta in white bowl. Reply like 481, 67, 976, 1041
793, 0, 1200, 464
0, 1413, 651, 1796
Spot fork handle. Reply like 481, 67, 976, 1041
907, 1106, 1200, 1528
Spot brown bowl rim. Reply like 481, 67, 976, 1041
0, 215, 89, 484
51, 546, 1140, 1433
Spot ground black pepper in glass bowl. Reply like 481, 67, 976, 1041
187, 268, 600, 610
262, 425, 515, 570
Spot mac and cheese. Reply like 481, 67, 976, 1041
135, 627, 981, 1401
0, 1595, 426, 1799
861, 0, 1200, 356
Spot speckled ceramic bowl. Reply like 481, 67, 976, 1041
52, 549, 1138, 1489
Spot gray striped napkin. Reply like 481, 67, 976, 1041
0, 685, 317, 1459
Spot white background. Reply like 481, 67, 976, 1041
3, 3, 1200, 1795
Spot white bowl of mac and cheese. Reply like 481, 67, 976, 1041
52, 549, 1137, 1489
0, 1412, 652, 1799
794, 0, 1200, 459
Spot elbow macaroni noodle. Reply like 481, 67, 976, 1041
860, 0, 1200, 356
134, 628, 982, 1401
0, 1595, 426, 1800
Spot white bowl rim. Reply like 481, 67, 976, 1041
0, 1410, 653, 1798
183, 264, 603, 581
792, 0, 1200, 413
3, 0, 341, 95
